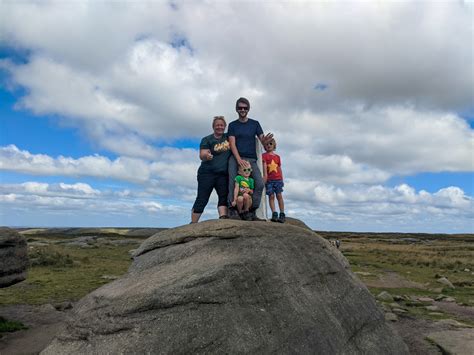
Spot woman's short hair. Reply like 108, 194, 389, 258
235, 97, 250, 110
212, 116, 226, 127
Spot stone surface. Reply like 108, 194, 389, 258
418, 297, 434, 303
426, 329, 474, 355
377, 291, 394, 302
385, 312, 398, 322
42, 219, 408, 355
0, 227, 28, 288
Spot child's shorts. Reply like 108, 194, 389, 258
265, 180, 284, 195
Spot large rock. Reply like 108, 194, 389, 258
0, 227, 28, 288
42, 220, 408, 354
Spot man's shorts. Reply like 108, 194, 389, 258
265, 180, 284, 195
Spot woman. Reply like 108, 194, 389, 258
191, 116, 231, 223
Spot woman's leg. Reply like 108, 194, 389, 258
191, 173, 214, 223
215, 173, 229, 218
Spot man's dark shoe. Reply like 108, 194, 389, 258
242, 211, 253, 221
219, 215, 229, 219
278, 212, 286, 223
228, 207, 241, 220
271, 212, 278, 222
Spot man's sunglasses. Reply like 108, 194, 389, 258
237, 107, 249, 111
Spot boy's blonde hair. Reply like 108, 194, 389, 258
265, 138, 277, 150
212, 116, 226, 128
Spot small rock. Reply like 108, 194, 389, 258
377, 291, 394, 302
40, 304, 57, 312
389, 303, 400, 308
393, 295, 404, 301
437, 277, 455, 288
392, 308, 408, 314
436, 319, 472, 328
464, 268, 470, 272
418, 297, 434, 303
354, 271, 372, 276
435, 294, 447, 301
429, 312, 444, 316
54, 301, 73, 311
429, 288, 443, 293
443, 297, 456, 303
101, 275, 119, 280
426, 305, 439, 311
385, 312, 398, 322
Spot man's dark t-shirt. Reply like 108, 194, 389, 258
227, 118, 263, 160
198, 133, 231, 174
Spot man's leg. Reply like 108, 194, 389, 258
228, 156, 238, 207
249, 159, 264, 210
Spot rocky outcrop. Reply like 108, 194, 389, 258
0, 227, 28, 288
42, 219, 408, 354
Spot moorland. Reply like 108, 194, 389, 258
1, 227, 473, 354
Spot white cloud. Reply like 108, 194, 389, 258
0, 1, 473, 231
0, 145, 200, 186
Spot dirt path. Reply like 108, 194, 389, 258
0, 304, 69, 355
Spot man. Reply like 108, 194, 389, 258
227, 97, 272, 220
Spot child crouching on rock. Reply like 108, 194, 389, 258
263, 138, 285, 223
232, 163, 254, 221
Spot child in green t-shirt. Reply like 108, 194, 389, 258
231, 164, 254, 221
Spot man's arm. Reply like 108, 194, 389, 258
258, 132, 274, 146
229, 136, 250, 169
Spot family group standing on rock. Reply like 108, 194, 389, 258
191, 97, 286, 223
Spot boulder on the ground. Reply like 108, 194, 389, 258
0, 227, 28, 288
42, 219, 408, 354
427, 329, 474, 355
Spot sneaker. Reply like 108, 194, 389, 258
229, 207, 241, 220
271, 212, 279, 222
242, 211, 253, 221
278, 212, 286, 223
219, 215, 229, 219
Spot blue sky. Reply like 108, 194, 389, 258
0, 1, 472, 232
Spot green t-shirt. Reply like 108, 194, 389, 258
235, 175, 254, 195
198, 133, 231, 174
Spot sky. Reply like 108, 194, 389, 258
0, 0, 473, 233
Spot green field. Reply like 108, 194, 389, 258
1, 229, 473, 327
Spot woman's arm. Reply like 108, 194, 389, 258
199, 148, 213, 161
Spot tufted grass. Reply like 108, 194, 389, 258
0, 236, 143, 305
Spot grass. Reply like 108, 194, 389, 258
0, 317, 28, 337
0, 238, 142, 305
339, 236, 474, 322
1, 229, 473, 323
